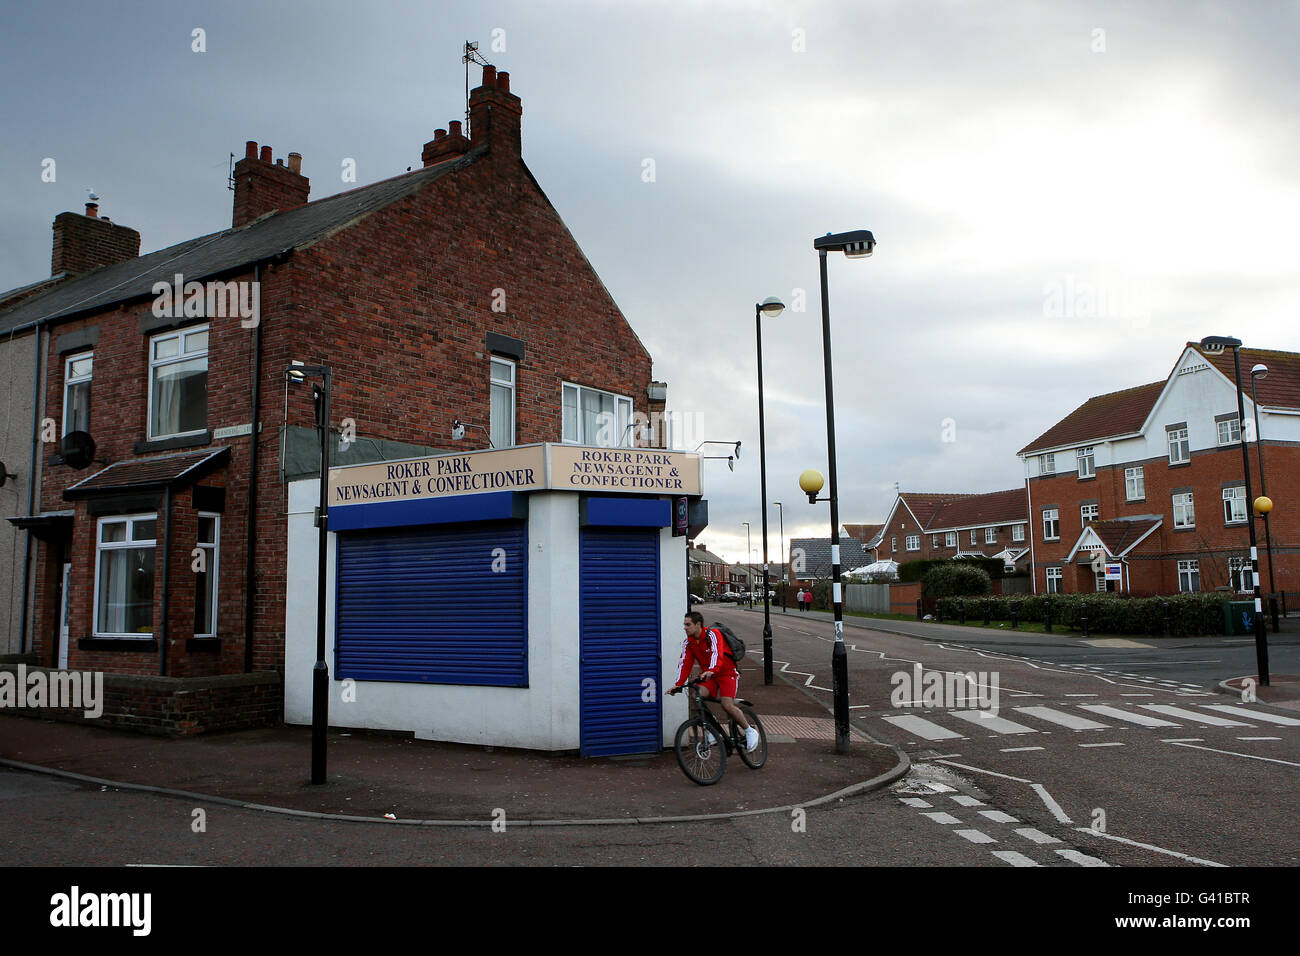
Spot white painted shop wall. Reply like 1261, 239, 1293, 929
284, 479, 689, 751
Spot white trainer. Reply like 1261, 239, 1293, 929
704, 730, 717, 747
745, 726, 759, 752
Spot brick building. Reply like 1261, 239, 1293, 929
875, 491, 1030, 569
1018, 342, 1300, 596
687, 542, 730, 594
2, 66, 668, 731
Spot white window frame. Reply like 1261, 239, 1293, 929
1040, 453, 1056, 475
1076, 446, 1095, 479
561, 381, 634, 448
891, 535, 897, 553
1173, 492, 1195, 529
970, 529, 978, 545
63, 350, 93, 436
1125, 466, 1145, 501
931, 534, 940, 549
1012, 525, 1025, 542
945, 531, 957, 548
1217, 418, 1241, 446
147, 324, 209, 440
1228, 557, 1252, 593
1222, 487, 1247, 524
985, 527, 997, 544
489, 357, 516, 448
195, 513, 220, 637
1178, 559, 1200, 593
93, 513, 157, 638
1167, 426, 1190, 465
1046, 567, 1063, 594
1043, 508, 1060, 541
1081, 503, 1099, 524
905, 535, 920, 552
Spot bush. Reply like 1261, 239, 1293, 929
689, 576, 709, 598
900, 557, 1008, 582
923, 563, 993, 599
933, 593, 1227, 636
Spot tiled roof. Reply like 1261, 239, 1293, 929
899, 492, 972, 527
1018, 381, 1165, 456
843, 523, 883, 545
688, 546, 728, 565
1069, 515, 1163, 559
1193, 344, 1300, 411
0, 149, 486, 334
929, 489, 1027, 529
64, 447, 229, 498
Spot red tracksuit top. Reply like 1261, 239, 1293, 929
676, 627, 737, 686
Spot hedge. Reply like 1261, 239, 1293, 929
899, 557, 1011, 583
933, 592, 1227, 636
923, 563, 992, 599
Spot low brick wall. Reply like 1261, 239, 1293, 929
0, 665, 282, 736
889, 581, 923, 617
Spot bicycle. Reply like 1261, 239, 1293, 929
671, 676, 767, 785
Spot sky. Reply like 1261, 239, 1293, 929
2, 0, 1297, 565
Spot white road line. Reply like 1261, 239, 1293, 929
1079, 742, 1124, 748
948, 710, 1040, 734
1119, 693, 1153, 697
1064, 694, 1098, 697
954, 829, 997, 844
1238, 736, 1281, 741
923, 811, 962, 824
897, 797, 932, 808
950, 795, 984, 807
880, 714, 965, 740
1202, 704, 1300, 726
1140, 704, 1253, 727
1080, 704, 1180, 727
1056, 848, 1109, 867
1162, 738, 1205, 743
1031, 783, 1073, 823
1163, 740, 1300, 767
1074, 827, 1226, 866
934, 759, 1032, 783
1013, 706, 1109, 730
980, 810, 1020, 824
1015, 827, 1061, 845
992, 850, 1040, 867
1001, 746, 1045, 752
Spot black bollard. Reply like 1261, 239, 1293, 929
1162, 601, 1170, 638
1010, 604, 1019, 629
1044, 602, 1052, 633
983, 600, 991, 626
959, 600, 966, 626
916, 598, 922, 621
1081, 604, 1089, 639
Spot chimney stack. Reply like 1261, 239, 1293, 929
467, 64, 523, 157
232, 141, 311, 227
51, 205, 140, 277
421, 118, 470, 167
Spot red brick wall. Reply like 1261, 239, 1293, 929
889, 581, 922, 616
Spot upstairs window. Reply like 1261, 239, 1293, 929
562, 383, 633, 448
149, 326, 208, 440
1076, 446, 1095, 479
1167, 426, 1190, 465
1040, 453, 1056, 475
489, 357, 516, 448
970, 529, 978, 545
1217, 418, 1241, 445
945, 531, 957, 547
985, 527, 997, 544
1125, 466, 1145, 501
1173, 492, 1195, 529
1223, 487, 1247, 524
1012, 525, 1025, 541
1081, 503, 1099, 524
63, 351, 93, 435
1043, 508, 1060, 541
891, 536, 897, 553
905, 535, 920, 551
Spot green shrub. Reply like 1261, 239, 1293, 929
923, 563, 993, 598
933, 593, 1227, 636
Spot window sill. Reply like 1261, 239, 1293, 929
78, 636, 159, 651
135, 431, 212, 454
1077, 475, 1096, 482
1168, 461, 1191, 468
1126, 497, 1146, 504
1172, 526, 1196, 533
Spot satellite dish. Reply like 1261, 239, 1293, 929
0, 461, 15, 487
60, 431, 97, 470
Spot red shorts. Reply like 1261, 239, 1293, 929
701, 671, 740, 700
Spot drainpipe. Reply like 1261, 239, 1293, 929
158, 485, 171, 675
243, 263, 264, 672
1024, 460, 1037, 595
19, 325, 45, 654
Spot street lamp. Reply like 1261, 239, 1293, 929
1250, 364, 1278, 628
1200, 336, 1269, 685
812, 229, 875, 754
756, 295, 785, 683
774, 501, 786, 616
742, 521, 752, 607
287, 362, 333, 784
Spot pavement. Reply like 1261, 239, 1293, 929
0, 653, 906, 826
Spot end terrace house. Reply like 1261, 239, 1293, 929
1, 65, 675, 736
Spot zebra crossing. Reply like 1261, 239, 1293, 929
876, 701, 1300, 743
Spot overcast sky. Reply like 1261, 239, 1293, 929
3, 0, 1297, 565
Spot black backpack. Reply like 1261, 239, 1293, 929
710, 623, 746, 662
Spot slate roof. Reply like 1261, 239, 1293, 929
688, 546, 728, 566
789, 537, 872, 576
929, 489, 1027, 529
1018, 381, 1165, 456
64, 447, 230, 498
0, 149, 487, 335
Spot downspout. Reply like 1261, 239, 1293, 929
158, 485, 172, 675
1024, 459, 1037, 594
19, 324, 44, 654
243, 263, 264, 672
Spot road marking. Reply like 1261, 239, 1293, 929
948, 710, 1039, 734
1056, 848, 1109, 867
950, 795, 984, 807
881, 714, 965, 740
1079, 742, 1124, 748
1015, 827, 1061, 845
1074, 827, 1226, 866
923, 811, 962, 824
1163, 741, 1300, 767
935, 759, 1032, 783
1202, 704, 1300, 726
992, 850, 1040, 866
897, 797, 932, 808
1013, 706, 1109, 730
1162, 738, 1204, 743
1238, 736, 1281, 741
1031, 783, 1073, 823
980, 810, 1020, 824
1080, 704, 1180, 727
1001, 746, 1044, 753
954, 829, 996, 844
1140, 704, 1253, 726
1064, 694, 1098, 697
1119, 693, 1154, 697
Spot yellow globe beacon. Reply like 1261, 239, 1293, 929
799, 469, 825, 498
1254, 495, 1273, 514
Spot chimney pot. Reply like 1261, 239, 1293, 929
482, 64, 497, 88
85, 202, 98, 218
259, 145, 272, 163
245, 141, 258, 159
434, 128, 447, 140
497, 71, 510, 93
448, 120, 462, 137
288, 152, 302, 173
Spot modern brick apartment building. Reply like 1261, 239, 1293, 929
875, 490, 1030, 569
1018, 342, 1299, 596
1, 66, 667, 731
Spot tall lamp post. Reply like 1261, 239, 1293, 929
1249, 364, 1278, 627
1200, 336, 1269, 685
756, 296, 784, 683
742, 522, 752, 607
287, 362, 333, 784
807, 228, 876, 754
774, 501, 786, 616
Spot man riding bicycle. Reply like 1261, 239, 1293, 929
670, 611, 759, 752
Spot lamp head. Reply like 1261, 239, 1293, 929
1198, 335, 1241, 355
799, 468, 824, 503
727, 455, 735, 472
758, 296, 785, 318
452, 420, 466, 441
1255, 495, 1273, 515
734, 441, 741, 460
814, 229, 876, 258
287, 360, 306, 384
1251, 363, 1268, 379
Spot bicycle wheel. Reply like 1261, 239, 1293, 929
674, 717, 726, 785
737, 707, 768, 769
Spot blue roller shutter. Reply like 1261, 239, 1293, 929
579, 528, 662, 756
335, 521, 527, 686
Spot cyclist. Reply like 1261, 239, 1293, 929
670, 611, 759, 751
